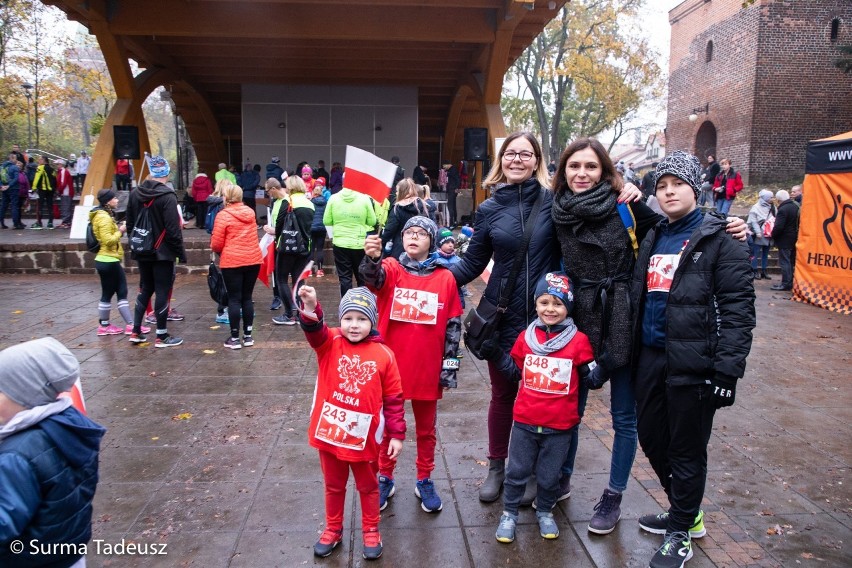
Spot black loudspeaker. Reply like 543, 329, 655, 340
464, 127, 488, 161
113, 125, 140, 159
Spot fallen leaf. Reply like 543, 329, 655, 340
12, 310, 23, 314
475, 459, 488, 467
149, 372, 157, 377
801, 552, 815, 559
210, 325, 221, 330
758, 510, 774, 516
203, 349, 217, 354
151, 437, 160, 441
766, 524, 782, 535
227, 435, 240, 442
172, 413, 193, 421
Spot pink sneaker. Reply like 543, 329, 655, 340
125, 324, 151, 335
97, 324, 124, 336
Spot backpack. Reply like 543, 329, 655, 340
85, 207, 104, 253
279, 206, 307, 254
129, 198, 165, 255
0, 165, 9, 186
206, 201, 224, 235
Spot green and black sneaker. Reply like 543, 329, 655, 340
639, 510, 705, 538
649, 531, 692, 568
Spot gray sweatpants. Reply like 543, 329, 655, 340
503, 422, 574, 515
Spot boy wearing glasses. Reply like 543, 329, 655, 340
361, 216, 463, 514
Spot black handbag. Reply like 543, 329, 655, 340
207, 254, 229, 306
463, 190, 544, 360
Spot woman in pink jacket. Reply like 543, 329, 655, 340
211, 182, 262, 349
191, 171, 214, 229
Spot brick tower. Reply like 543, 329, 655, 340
665, 0, 852, 185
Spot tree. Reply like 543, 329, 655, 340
502, 0, 662, 162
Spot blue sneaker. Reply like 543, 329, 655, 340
378, 475, 395, 511
215, 313, 229, 324
414, 478, 442, 513
537, 510, 560, 539
495, 511, 517, 543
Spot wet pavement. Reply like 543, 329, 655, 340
0, 272, 848, 567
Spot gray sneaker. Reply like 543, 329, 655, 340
272, 315, 296, 326
588, 489, 622, 535
495, 512, 517, 543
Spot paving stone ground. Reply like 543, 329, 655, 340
0, 272, 848, 567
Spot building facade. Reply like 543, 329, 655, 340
666, 0, 851, 185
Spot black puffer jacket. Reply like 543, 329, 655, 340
450, 179, 561, 351
629, 212, 756, 385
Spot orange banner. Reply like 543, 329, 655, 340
793, 172, 852, 314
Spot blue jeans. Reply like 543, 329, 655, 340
0, 187, 21, 226
751, 244, 769, 271
715, 198, 732, 215
562, 365, 637, 493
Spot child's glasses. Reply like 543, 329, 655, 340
402, 229, 429, 240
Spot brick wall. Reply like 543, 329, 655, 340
666, 0, 852, 185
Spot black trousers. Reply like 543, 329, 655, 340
134, 260, 175, 335
195, 200, 208, 229
633, 345, 716, 534
311, 230, 327, 270
447, 189, 457, 226
332, 245, 365, 297
275, 250, 310, 315
222, 264, 260, 337
778, 247, 795, 289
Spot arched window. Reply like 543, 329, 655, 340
830, 18, 840, 42
705, 40, 714, 62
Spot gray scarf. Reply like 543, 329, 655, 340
524, 318, 579, 356
551, 181, 618, 230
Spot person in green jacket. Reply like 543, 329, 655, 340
215, 162, 237, 185
323, 187, 377, 297
90, 189, 149, 336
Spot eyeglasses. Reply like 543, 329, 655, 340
503, 151, 536, 162
402, 229, 429, 240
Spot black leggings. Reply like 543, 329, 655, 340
275, 251, 310, 315
221, 264, 260, 337
96, 261, 128, 302
310, 230, 326, 269
36, 190, 54, 224
134, 260, 174, 333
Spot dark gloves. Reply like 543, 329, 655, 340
710, 374, 737, 408
440, 358, 460, 389
579, 361, 609, 390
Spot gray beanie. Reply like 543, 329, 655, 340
339, 287, 378, 329
402, 215, 438, 252
0, 337, 79, 408
654, 151, 703, 199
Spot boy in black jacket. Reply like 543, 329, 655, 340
629, 151, 755, 568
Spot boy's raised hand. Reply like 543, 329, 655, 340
387, 438, 403, 459
298, 285, 318, 311
364, 234, 383, 259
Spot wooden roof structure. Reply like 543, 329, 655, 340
45, 0, 567, 196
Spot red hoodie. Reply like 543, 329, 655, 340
191, 173, 213, 202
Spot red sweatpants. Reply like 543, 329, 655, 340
318, 450, 380, 532
379, 399, 437, 480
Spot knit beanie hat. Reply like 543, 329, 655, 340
97, 188, 116, 206
654, 150, 702, 199
0, 337, 79, 408
402, 215, 438, 252
315, 176, 326, 187
301, 166, 312, 177
148, 155, 170, 178
438, 228, 455, 247
338, 287, 378, 329
271, 156, 280, 164
534, 272, 575, 316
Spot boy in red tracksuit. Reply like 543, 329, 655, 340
492, 272, 596, 543
298, 285, 406, 561
360, 215, 463, 514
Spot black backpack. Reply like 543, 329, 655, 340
280, 207, 307, 254
129, 198, 165, 255
85, 207, 104, 253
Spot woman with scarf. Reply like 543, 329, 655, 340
551, 138, 747, 536
747, 189, 776, 280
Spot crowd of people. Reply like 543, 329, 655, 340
6, 133, 812, 567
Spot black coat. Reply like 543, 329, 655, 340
553, 198, 660, 368
381, 199, 435, 260
450, 179, 561, 350
629, 212, 755, 385
771, 199, 800, 249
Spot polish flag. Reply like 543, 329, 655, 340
58, 378, 87, 414
258, 233, 275, 287
343, 146, 397, 203
293, 261, 319, 322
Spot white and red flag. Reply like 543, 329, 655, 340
58, 378, 87, 414
343, 146, 397, 203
